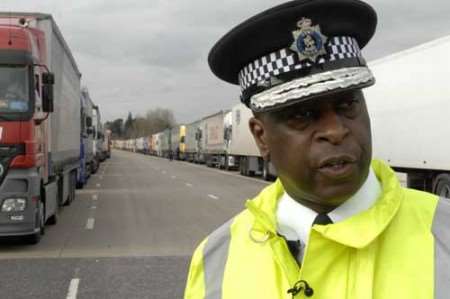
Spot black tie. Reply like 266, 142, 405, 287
313, 213, 333, 225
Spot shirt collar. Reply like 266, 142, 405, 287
276, 167, 382, 245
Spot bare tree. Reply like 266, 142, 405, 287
112, 108, 176, 140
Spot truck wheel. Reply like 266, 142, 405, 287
239, 157, 246, 175
26, 202, 45, 244
38, 201, 45, 236
65, 171, 76, 205
46, 213, 58, 225
26, 231, 41, 245
91, 161, 99, 174
263, 161, 270, 181
76, 180, 84, 189
434, 174, 450, 198
206, 158, 212, 167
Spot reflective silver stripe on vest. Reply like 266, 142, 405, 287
203, 218, 233, 299
432, 197, 450, 299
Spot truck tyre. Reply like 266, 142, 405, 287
225, 157, 229, 171
240, 157, 246, 176
91, 160, 99, 174
38, 201, 45, 236
434, 174, 450, 197
46, 212, 58, 225
26, 201, 45, 244
26, 231, 41, 245
71, 171, 77, 202
263, 161, 270, 181
65, 171, 76, 205
76, 179, 84, 189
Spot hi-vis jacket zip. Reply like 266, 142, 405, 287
184, 160, 450, 299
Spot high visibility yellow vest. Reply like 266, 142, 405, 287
184, 160, 450, 299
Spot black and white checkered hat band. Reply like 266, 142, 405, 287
238, 36, 361, 91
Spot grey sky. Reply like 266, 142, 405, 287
1, 0, 450, 124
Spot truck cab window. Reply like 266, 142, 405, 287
0, 65, 30, 113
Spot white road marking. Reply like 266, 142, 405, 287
92, 194, 98, 201
66, 278, 80, 299
178, 161, 271, 185
185, 183, 193, 187
208, 194, 219, 200
86, 218, 95, 230
91, 206, 97, 210
96, 183, 101, 188
171, 176, 176, 179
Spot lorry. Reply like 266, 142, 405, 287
365, 35, 450, 197
152, 133, 162, 156
135, 137, 145, 154
0, 13, 82, 243
77, 88, 95, 187
170, 126, 180, 160
184, 120, 204, 162
160, 128, 171, 158
101, 129, 111, 159
229, 103, 277, 180
201, 110, 234, 168
91, 105, 102, 171
169, 125, 185, 160
179, 125, 186, 160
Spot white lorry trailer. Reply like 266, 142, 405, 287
366, 35, 450, 196
229, 103, 277, 180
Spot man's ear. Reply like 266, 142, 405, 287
249, 117, 270, 160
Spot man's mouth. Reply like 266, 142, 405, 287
319, 155, 356, 168
317, 155, 357, 178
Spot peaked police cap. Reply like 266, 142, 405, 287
208, 0, 377, 112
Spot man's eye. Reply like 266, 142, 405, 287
284, 109, 316, 130
336, 99, 361, 117
291, 110, 315, 120
338, 99, 358, 108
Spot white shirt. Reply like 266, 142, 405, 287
277, 168, 382, 249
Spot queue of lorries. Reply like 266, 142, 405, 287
115, 35, 450, 199
0, 13, 110, 244
114, 104, 278, 181
2, 11, 450, 245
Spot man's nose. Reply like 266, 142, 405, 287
314, 108, 350, 145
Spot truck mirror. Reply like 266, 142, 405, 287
86, 117, 92, 127
42, 72, 55, 85
42, 84, 54, 112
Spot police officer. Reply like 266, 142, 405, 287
185, 0, 450, 298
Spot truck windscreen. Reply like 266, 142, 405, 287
0, 66, 29, 113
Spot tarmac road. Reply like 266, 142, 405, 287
0, 150, 269, 299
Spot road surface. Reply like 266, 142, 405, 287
0, 150, 269, 299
